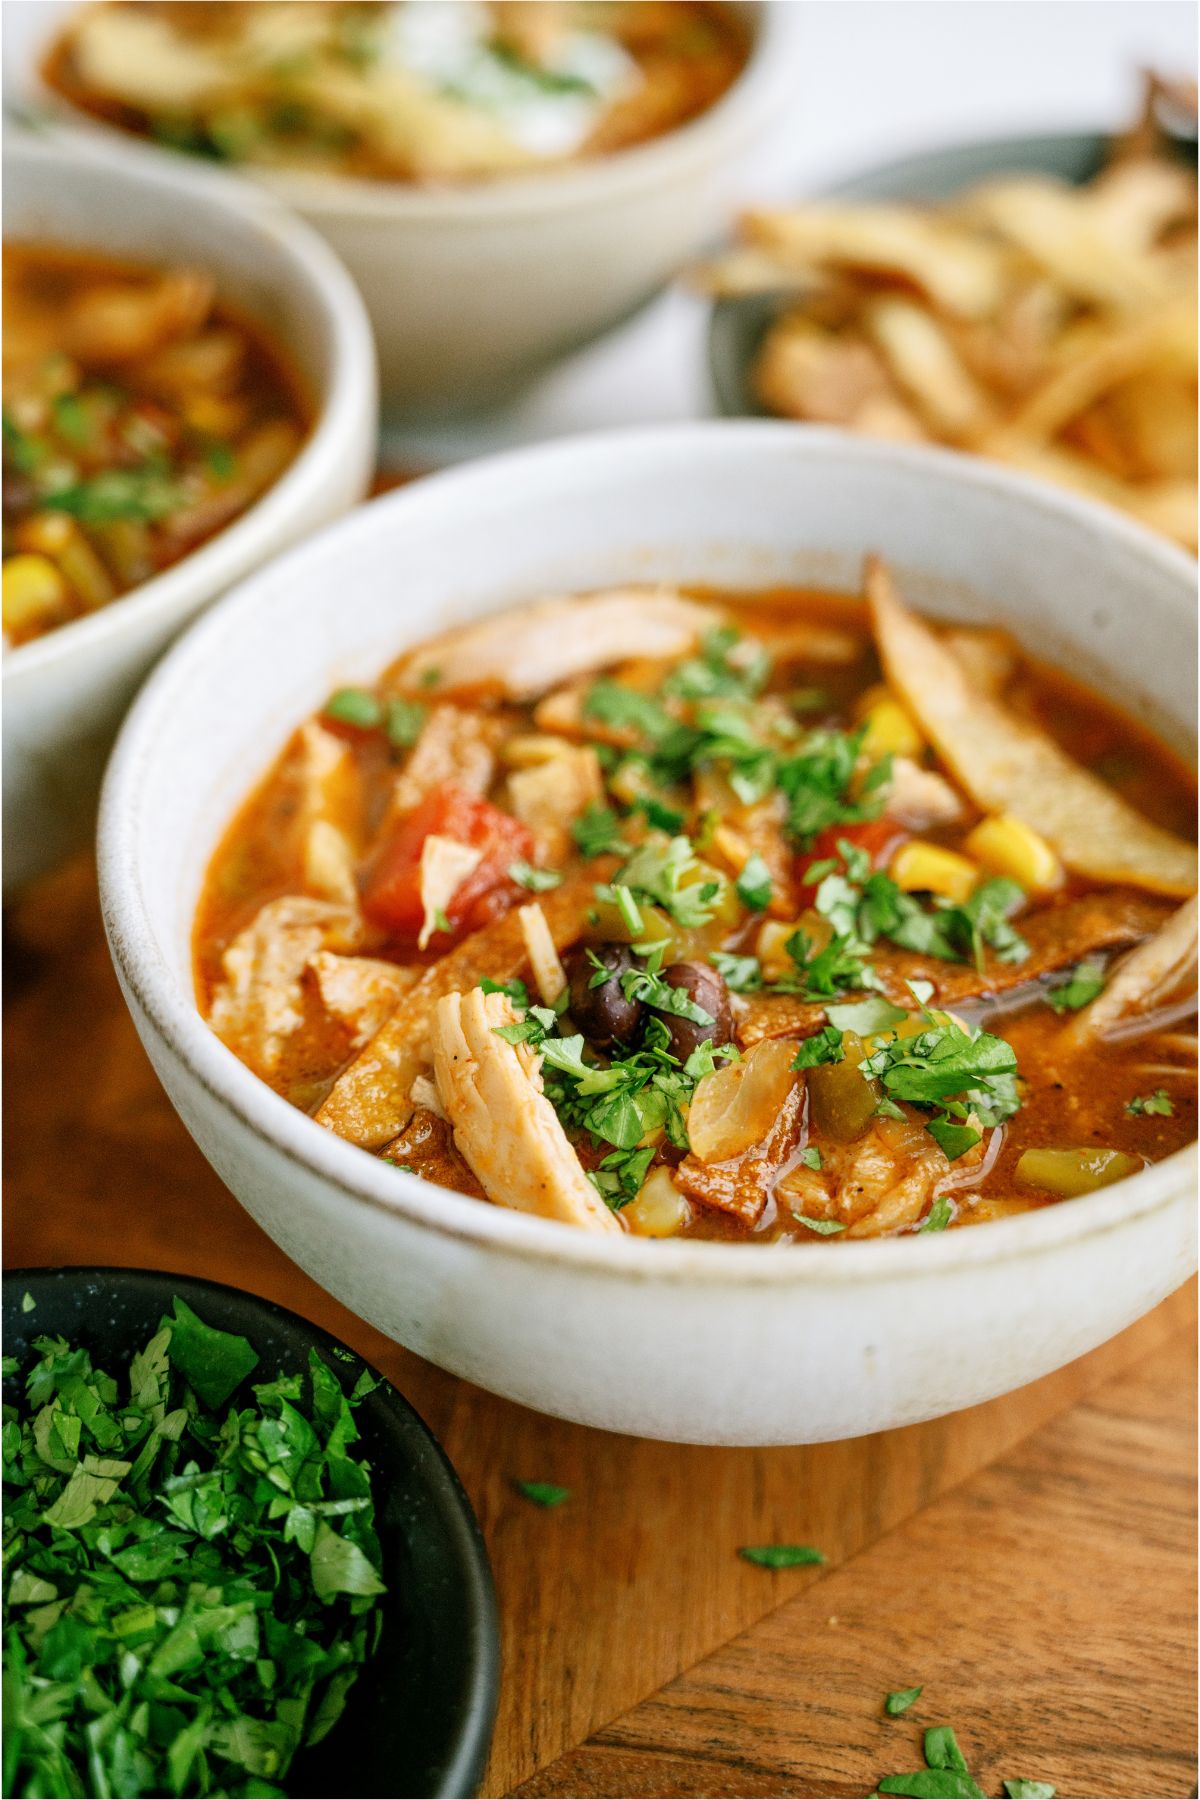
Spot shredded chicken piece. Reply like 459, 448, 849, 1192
209, 898, 362, 1076
431, 989, 621, 1232
306, 952, 416, 1051
393, 589, 718, 700
739, 889, 1173, 1047
316, 868, 612, 1147
507, 744, 604, 863
779, 1117, 979, 1237
388, 705, 502, 819
885, 756, 964, 830
1068, 896, 1198, 1044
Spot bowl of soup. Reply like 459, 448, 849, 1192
17, 0, 793, 414
98, 422, 1197, 1445
3, 134, 376, 892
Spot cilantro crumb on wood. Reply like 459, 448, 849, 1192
2, 1299, 386, 1798
514, 1481, 570, 1508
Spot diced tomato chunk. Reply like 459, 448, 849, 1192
362, 783, 535, 943
795, 816, 907, 908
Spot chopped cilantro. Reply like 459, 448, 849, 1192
826, 995, 908, 1036
572, 804, 627, 859
2, 1303, 385, 1798
588, 1145, 656, 1209
204, 440, 238, 480
514, 1480, 571, 1508
878, 1776, 983, 1799
509, 860, 564, 892
735, 852, 774, 912
799, 1146, 824, 1171
663, 626, 771, 702
885, 1685, 923, 1716
794, 1215, 844, 1236
480, 975, 531, 1008
582, 679, 673, 741
611, 836, 723, 929
1003, 1783, 1056, 1799
924, 1728, 970, 1775
779, 727, 889, 845
1127, 1089, 1173, 1117
738, 1544, 826, 1568
385, 697, 427, 747
918, 1196, 954, 1233
1044, 959, 1106, 1013
324, 686, 382, 729
42, 466, 181, 524
711, 951, 764, 993
792, 1028, 846, 1069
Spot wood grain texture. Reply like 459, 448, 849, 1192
4, 852, 1196, 1800
514, 1329, 1198, 1799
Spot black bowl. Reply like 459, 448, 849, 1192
3, 1268, 500, 1800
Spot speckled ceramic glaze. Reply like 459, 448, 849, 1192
98, 425, 1198, 1445
3, 135, 376, 893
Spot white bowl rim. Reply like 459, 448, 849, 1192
99, 419, 1199, 1291
2, 133, 376, 687
21, 1, 794, 222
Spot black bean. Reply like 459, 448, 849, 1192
565, 942, 643, 1048
659, 960, 734, 1064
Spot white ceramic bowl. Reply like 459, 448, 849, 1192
9, 1, 794, 415
98, 423, 1198, 1446
3, 134, 377, 893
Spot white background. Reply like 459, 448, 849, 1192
385, 0, 1198, 467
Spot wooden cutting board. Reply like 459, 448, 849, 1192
5, 851, 1196, 1800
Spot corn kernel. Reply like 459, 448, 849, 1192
623, 1167, 692, 1238
965, 813, 1062, 895
891, 841, 978, 903
855, 685, 923, 761
3, 554, 67, 635
501, 733, 576, 769
756, 917, 802, 979
710, 824, 751, 874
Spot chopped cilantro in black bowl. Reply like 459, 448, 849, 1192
2, 1269, 499, 1799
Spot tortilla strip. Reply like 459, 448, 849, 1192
738, 888, 1172, 1047
866, 558, 1197, 897
675, 1075, 805, 1227
315, 867, 610, 1147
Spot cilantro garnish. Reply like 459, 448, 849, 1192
514, 1480, 571, 1508
791, 1028, 846, 1069
42, 466, 182, 525
799, 1146, 824, 1171
918, 1196, 954, 1232
385, 697, 427, 748
779, 727, 890, 845
607, 836, 723, 929
735, 852, 773, 912
860, 1015, 1020, 1159
885, 1685, 924, 1716
1003, 1783, 1056, 1798
663, 626, 771, 702
739, 1544, 826, 1568
1127, 1089, 1173, 1117
1043, 959, 1106, 1013
794, 1215, 844, 1236
2, 1302, 386, 1798
571, 804, 626, 859
324, 686, 382, 729
582, 680, 673, 741
480, 974, 531, 1008
712, 951, 764, 993
508, 860, 564, 892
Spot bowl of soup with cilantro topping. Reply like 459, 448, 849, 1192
98, 423, 1197, 1444
3, 134, 375, 892
21, 2, 791, 411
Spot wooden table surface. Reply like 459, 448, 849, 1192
5, 851, 1197, 1800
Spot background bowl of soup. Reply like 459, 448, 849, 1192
10, 0, 794, 415
3, 134, 376, 894
98, 422, 1197, 1445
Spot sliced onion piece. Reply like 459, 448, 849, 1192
686, 1039, 800, 1165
